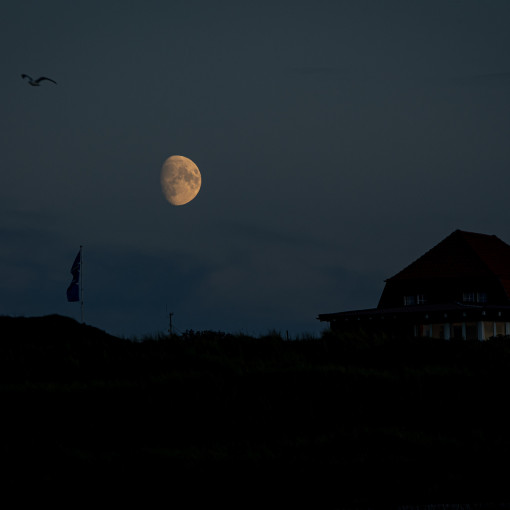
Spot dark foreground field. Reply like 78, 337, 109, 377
2, 315, 510, 508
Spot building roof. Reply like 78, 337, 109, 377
318, 229, 510, 324
387, 229, 510, 279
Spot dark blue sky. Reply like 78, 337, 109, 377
2, 1, 510, 338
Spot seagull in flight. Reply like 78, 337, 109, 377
21, 74, 57, 86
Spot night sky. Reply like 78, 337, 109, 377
2, 1, 510, 338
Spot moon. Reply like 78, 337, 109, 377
161, 155, 201, 206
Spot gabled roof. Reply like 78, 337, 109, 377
386, 230, 510, 299
387, 230, 510, 281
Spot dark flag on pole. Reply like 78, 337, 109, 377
66, 250, 81, 302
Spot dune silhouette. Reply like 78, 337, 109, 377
2, 314, 510, 506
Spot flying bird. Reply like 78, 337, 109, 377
21, 74, 57, 86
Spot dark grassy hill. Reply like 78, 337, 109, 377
2, 315, 510, 508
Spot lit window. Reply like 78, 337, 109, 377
416, 324, 432, 337
417, 294, 426, 305
404, 295, 415, 306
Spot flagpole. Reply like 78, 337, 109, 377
80, 245, 84, 324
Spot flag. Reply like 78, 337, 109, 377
66, 250, 81, 302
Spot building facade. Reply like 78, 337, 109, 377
318, 230, 510, 340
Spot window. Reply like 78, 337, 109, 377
477, 292, 487, 303
482, 321, 506, 339
451, 323, 464, 340
483, 322, 494, 340
405, 295, 426, 305
416, 324, 432, 337
495, 322, 505, 337
404, 295, 415, 306
463, 292, 487, 304
465, 322, 478, 340
431, 324, 445, 339
463, 292, 475, 303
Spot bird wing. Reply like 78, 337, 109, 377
21, 74, 33, 81
36, 77, 57, 84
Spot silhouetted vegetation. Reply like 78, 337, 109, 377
2, 314, 510, 508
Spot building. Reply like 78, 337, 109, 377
317, 230, 510, 340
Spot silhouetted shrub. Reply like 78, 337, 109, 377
3, 315, 510, 506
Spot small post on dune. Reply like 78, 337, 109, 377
168, 312, 174, 336
80, 245, 84, 324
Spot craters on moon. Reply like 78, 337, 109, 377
161, 155, 201, 206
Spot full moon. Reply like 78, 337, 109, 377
160, 155, 201, 206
